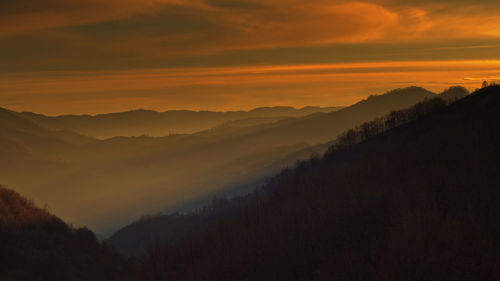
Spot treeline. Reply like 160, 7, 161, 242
0, 186, 128, 281
107, 197, 245, 256
4, 86, 496, 281
110, 92, 467, 257
331, 97, 447, 151
131, 86, 500, 281
327, 86, 468, 153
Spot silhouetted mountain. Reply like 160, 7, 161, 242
1, 87, 464, 235
108, 87, 441, 255
108, 194, 261, 256
126, 86, 499, 280
438, 86, 470, 101
19, 106, 342, 139
236, 86, 468, 146
0, 185, 126, 281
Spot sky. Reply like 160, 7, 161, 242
1, 0, 500, 115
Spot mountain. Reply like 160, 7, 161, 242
107, 86, 474, 256
0, 107, 94, 152
1, 86, 468, 235
19, 106, 342, 139
228, 86, 468, 146
0, 185, 126, 281
126, 86, 499, 281
439, 86, 470, 101
0, 108, 96, 198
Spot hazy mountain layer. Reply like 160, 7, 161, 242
126, 86, 499, 281
0, 87, 468, 235
106, 86, 472, 256
19, 106, 342, 139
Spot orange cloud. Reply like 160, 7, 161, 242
2, 59, 499, 115
214, 2, 399, 48
2, 0, 500, 54
0, 0, 207, 35
371, 3, 500, 42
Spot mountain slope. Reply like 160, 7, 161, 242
226, 86, 440, 146
0, 185, 126, 281
129, 86, 498, 281
1, 87, 468, 235
107, 86, 472, 256
0, 107, 95, 158
19, 106, 342, 139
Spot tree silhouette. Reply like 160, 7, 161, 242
130, 86, 500, 281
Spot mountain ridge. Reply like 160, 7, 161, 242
15, 105, 343, 139
0, 185, 126, 281
1, 86, 470, 235
124, 85, 499, 280
107, 86, 474, 255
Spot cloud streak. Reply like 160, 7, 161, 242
3, 1, 500, 43
2, 59, 499, 115
2, 0, 500, 113
0, 0, 215, 36
2, 0, 500, 68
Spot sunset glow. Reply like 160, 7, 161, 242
2, 1, 500, 279
2, 60, 500, 114
2, 0, 500, 114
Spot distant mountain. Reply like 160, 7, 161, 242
0, 107, 94, 151
105, 86, 469, 256
19, 106, 342, 139
231, 86, 467, 146
126, 86, 499, 281
1, 86, 468, 235
438, 86, 470, 102
0, 185, 125, 281
0, 108, 95, 192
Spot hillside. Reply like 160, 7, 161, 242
1, 87, 468, 235
107, 86, 472, 256
19, 106, 342, 139
0, 107, 94, 156
0, 185, 126, 281
0, 108, 96, 196
126, 86, 499, 280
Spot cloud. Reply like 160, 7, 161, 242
2, 59, 499, 114
3, 0, 500, 55
3, 1, 399, 46
2, 0, 500, 75
222, 2, 399, 47
0, 0, 207, 35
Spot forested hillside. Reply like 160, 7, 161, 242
1, 87, 453, 234
130, 86, 499, 281
0, 186, 126, 281
2, 86, 495, 281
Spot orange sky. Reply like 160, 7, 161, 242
2, 0, 500, 114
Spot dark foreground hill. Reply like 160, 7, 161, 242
2, 86, 495, 280
129, 86, 500, 281
0, 186, 126, 281
107, 86, 470, 255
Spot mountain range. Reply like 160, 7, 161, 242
0, 185, 126, 281
1, 85, 497, 281
119, 85, 500, 280
0, 86, 469, 235
19, 106, 343, 139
